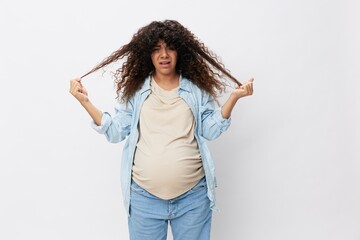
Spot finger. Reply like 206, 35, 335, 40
74, 84, 82, 92
70, 79, 80, 88
243, 78, 253, 87
70, 78, 81, 83
74, 78, 84, 89
70, 79, 76, 88
247, 78, 254, 94
246, 84, 251, 95
70, 82, 77, 93
70, 82, 80, 92
70, 78, 82, 87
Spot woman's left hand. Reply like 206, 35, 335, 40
231, 78, 254, 100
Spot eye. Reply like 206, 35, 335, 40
152, 47, 160, 52
167, 45, 176, 51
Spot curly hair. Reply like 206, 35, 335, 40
81, 20, 242, 103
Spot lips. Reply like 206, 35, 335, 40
159, 61, 171, 68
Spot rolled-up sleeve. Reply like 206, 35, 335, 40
91, 112, 112, 134
90, 100, 133, 143
200, 93, 231, 141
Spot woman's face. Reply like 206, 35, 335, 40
151, 40, 178, 76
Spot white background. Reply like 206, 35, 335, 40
1, 0, 359, 239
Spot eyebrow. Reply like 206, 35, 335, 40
153, 42, 174, 49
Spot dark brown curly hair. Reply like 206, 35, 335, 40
81, 20, 242, 103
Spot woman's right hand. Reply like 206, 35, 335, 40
69, 77, 89, 103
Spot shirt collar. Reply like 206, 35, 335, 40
178, 74, 191, 92
139, 74, 192, 94
139, 76, 151, 95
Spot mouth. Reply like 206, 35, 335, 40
159, 61, 171, 66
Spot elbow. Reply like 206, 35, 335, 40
202, 130, 221, 141
105, 133, 126, 143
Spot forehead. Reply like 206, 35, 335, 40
151, 39, 176, 50
155, 39, 166, 46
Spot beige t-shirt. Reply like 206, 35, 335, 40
132, 78, 205, 199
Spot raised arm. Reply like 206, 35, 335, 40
221, 78, 254, 119
69, 77, 103, 125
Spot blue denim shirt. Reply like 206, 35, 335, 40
91, 75, 231, 215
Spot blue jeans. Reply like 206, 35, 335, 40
128, 177, 212, 240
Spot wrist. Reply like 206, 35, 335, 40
80, 98, 90, 107
229, 93, 241, 102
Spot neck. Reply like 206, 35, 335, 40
152, 72, 180, 90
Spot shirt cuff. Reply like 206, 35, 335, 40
213, 108, 231, 131
90, 112, 112, 134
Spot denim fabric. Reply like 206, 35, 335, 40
128, 177, 211, 240
91, 75, 231, 215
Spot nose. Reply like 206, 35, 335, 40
160, 47, 169, 58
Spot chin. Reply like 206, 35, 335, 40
157, 69, 176, 75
